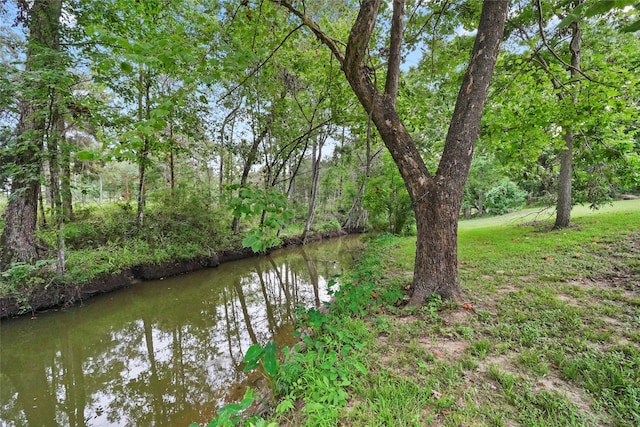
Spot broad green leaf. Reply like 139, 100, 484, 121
238, 388, 255, 409
262, 342, 279, 376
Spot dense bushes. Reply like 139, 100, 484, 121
484, 180, 528, 215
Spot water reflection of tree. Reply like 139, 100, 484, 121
0, 236, 363, 426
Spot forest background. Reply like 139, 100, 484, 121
0, 0, 638, 310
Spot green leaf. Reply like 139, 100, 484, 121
622, 19, 640, 32
242, 234, 260, 250
354, 361, 368, 374
585, 0, 636, 17
75, 150, 101, 161
120, 61, 133, 74
275, 398, 295, 414
238, 388, 255, 409
243, 343, 265, 366
557, 13, 580, 29
262, 342, 279, 377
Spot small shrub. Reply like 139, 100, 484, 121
484, 180, 527, 215
316, 219, 342, 233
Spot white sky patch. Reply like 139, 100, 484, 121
455, 27, 476, 37
61, 6, 77, 28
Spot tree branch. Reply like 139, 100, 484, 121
385, 0, 404, 107
273, 0, 345, 65
217, 23, 303, 104
535, 0, 599, 84
344, 0, 381, 81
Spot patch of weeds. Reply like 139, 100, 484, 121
344, 371, 435, 426
372, 315, 391, 335
516, 349, 548, 377
560, 345, 640, 426
275, 317, 370, 426
459, 354, 480, 370
489, 366, 595, 426
469, 339, 491, 359
475, 309, 494, 322
452, 324, 474, 340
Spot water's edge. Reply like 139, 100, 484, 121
0, 230, 357, 319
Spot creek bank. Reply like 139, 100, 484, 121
0, 230, 351, 319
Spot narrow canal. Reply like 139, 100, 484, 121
0, 235, 364, 426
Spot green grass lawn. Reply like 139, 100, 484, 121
263, 200, 640, 426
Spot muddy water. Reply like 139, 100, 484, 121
0, 235, 363, 426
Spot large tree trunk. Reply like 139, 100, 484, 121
0, 0, 62, 270
554, 21, 581, 229
277, 0, 508, 303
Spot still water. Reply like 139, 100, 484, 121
0, 235, 363, 426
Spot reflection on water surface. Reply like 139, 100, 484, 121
0, 236, 363, 426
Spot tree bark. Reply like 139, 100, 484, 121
0, 0, 62, 270
276, 0, 508, 304
554, 21, 581, 229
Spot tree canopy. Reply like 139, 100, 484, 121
1, 0, 638, 300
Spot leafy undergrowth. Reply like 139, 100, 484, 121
1, 191, 240, 303
234, 201, 640, 427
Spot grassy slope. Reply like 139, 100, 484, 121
269, 201, 640, 427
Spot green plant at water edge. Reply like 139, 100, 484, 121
189, 388, 277, 427
315, 219, 342, 233
196, 343, 282, 427
243, 342, 280, 394
275, 316, 369, 425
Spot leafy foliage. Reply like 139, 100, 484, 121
225, 184, 294, 252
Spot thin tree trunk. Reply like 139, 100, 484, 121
137, 146, 147, 226
555, 128, 574, 227
232, 91, 286, 233
99, 174, 103, 204
554, 21, 581, 229
60, 138, 73, 221
136, 76, 150, 226
219, 103, 241, 200
343, 116, 380, 231
39, 178, 47, 228
48, 110, 66, 273
302, 133, 326, 242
